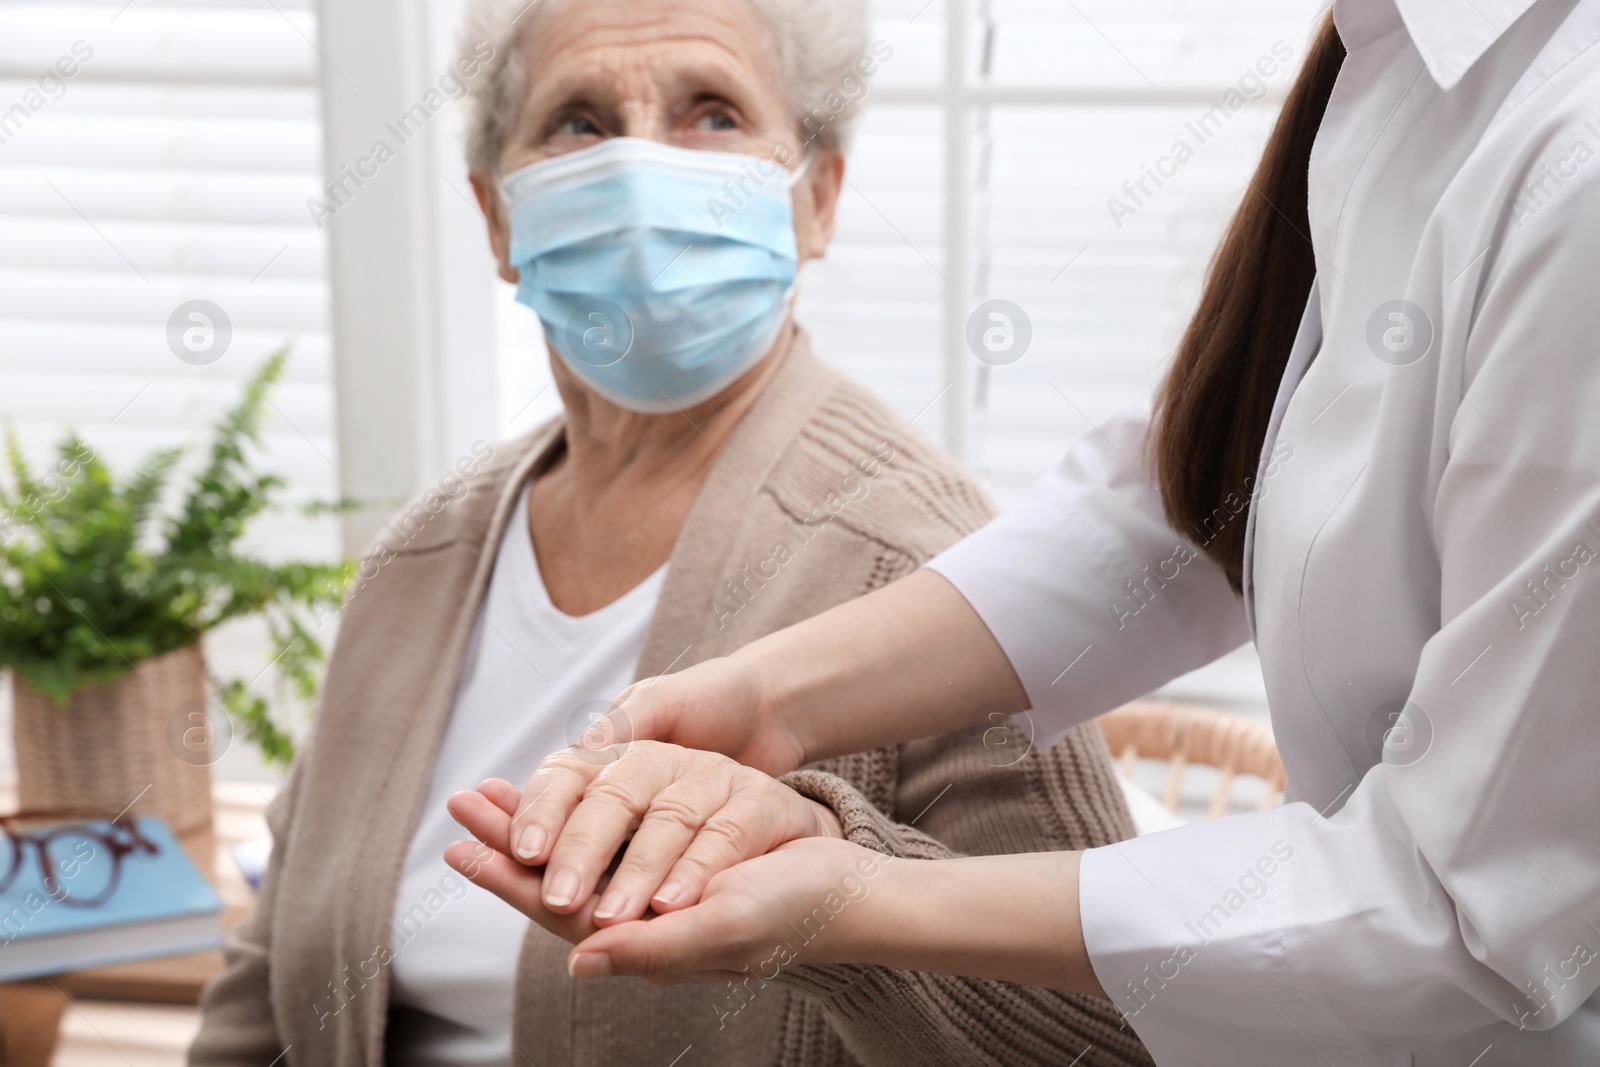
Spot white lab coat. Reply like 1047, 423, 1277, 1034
928, 0, 1600, 1062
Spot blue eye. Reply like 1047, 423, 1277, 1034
561, 116, 602, 137
698, 113, 736, 132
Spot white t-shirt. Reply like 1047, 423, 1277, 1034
387, 487, 666, 1067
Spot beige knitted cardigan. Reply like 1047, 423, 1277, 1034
189, 330, 1152, 1067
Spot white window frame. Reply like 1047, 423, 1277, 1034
315, 0, 499, 554
874, 0, 1270, 464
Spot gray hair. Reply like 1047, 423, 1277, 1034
456, 0, 874, 176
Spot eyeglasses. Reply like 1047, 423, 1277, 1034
0, 811, 160, 909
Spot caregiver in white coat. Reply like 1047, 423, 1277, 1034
446, 0, 1600, 1062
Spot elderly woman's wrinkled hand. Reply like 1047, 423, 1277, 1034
447, 741, 843, 930
443, 779, 606, 946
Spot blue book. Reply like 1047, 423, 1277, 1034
0, 815, 223, 982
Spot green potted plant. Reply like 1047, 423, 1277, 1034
0, 350, 351, 839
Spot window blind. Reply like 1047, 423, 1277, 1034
0, 0, 338, 778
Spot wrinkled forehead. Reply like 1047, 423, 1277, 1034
519, 0, 787, 113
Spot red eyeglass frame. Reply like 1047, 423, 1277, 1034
0, 809, 160, 909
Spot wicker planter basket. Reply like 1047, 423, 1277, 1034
10, 643, 214, 837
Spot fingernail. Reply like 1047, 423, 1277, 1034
569, 952, 613, 978
653, 881, 686, 907
545, 868, 580, 908
592, 891, 629, 921
514, 826, 546, 862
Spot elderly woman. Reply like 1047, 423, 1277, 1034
189, 1, 1149, 1065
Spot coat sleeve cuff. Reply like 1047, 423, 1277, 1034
1078, 806, 1339, 1066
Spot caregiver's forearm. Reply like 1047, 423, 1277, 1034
737, 568, 1028, 765
844, 850, 1106, 997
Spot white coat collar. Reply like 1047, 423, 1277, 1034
1336, 0, 1545, 88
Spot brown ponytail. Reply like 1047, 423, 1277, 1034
1151, 16, 1346, 592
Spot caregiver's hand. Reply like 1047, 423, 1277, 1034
453, 787, 1105, 996
502, 741, 843, 924
601, 655, 804, 775
450, 797, 882, 984
592, 570, 1026, 776
567, 836, 891, 982
563, 840, 1106, 997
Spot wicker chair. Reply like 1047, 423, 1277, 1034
1099, 702, 1286, 820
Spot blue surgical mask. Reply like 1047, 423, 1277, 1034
502, 138, 807, 413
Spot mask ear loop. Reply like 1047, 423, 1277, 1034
785, 150, 815, 189
491, 170, 527, 276
778, 149, 817, 317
